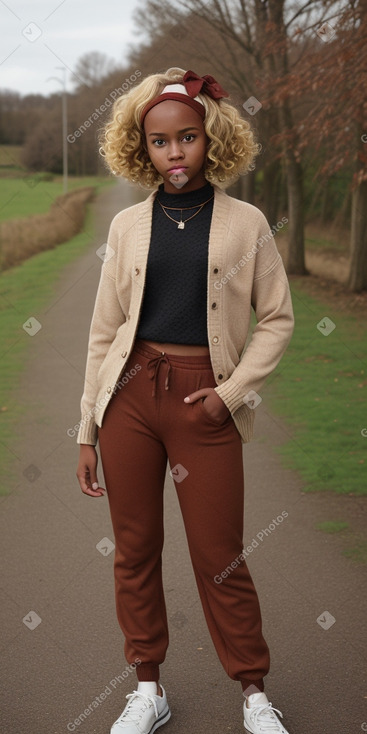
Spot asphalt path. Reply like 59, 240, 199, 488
0, 179, 366, 734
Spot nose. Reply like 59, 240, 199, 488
167, 141, 184, 159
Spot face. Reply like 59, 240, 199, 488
143, 100, 208, 193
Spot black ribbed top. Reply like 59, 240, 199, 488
136, 179, 214, 345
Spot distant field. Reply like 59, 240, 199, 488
0, 175, 112, 222
0, 144, 22, 167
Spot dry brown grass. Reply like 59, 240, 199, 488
0, 186, 95, 271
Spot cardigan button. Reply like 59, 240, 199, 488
212, 336, 219, 344
121, 351, 127, 358
107, 387, 112, 393
213, 267, 219, 274
211, 302, 217, 309
134, 267, 140, 275
218, 374, 223, 380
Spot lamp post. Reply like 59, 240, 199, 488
47, 67, 68, 193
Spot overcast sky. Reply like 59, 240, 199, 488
0, 0, 144, 96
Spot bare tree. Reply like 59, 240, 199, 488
274, 0, 367, 290
131, 0, 282, 219
72, 52, 117, 90
131, 0, 329, 273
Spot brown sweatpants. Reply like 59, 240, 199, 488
98, 338, 270, 693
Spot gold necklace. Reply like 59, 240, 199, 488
157, 195, 214, 230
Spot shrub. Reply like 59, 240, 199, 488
0, 186, 95, 271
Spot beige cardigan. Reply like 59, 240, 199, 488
76, 184, 294, 445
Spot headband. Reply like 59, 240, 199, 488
140, 69, 229, 126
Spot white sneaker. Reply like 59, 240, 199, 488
243, 691, 290, 733
110, 685, 171, 734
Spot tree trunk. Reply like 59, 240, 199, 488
268, 0, 306, 275
240, 169, 256, 204
348, 179, 367, 291
285, 152, 307, 274
307, 177, 324, 222
262, 160, 280, 225
279, 161, 288, 213
320, 179, 331, 224
333, 187, 351, 230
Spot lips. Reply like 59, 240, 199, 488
168, 167, 187, 173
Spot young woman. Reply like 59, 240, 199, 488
76, 67, 294, 734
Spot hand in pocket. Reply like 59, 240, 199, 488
184, 387, 230, 423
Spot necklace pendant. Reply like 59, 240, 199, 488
178, 220, 185, 230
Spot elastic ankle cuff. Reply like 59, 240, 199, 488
136, 663, 160, 682
241, 679, 264, 694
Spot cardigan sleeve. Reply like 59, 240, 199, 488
213, 211, 294, 415
76, 220, 126, 445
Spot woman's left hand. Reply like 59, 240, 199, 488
184, 388, 230, 422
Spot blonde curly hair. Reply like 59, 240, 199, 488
99, 67, 260, 188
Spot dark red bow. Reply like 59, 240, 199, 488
182, 70, 229, 100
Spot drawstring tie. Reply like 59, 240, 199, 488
146, 352, 172, 397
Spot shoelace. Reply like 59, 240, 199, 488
247, 701, 284, 731
115, 690, 159, 725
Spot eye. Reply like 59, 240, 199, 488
151, 134, 196, 146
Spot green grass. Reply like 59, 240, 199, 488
316, 521, 349, 533
316, 521, 367, 564
263, 280, 367, 495
343, 542, 367, 564
0, 174, 111, 221
0, 179, 110, 495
